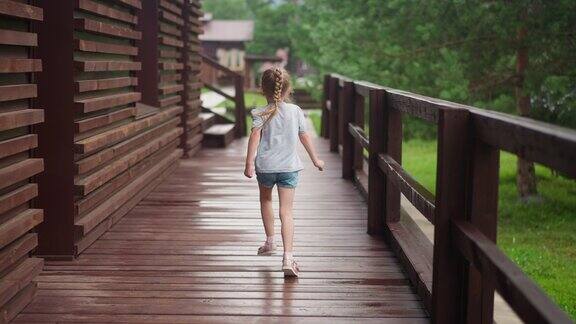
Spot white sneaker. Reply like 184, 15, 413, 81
257, 242, 276, 255
282, 257, 300, 277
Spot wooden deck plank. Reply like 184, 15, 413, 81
18, 138, 428, 322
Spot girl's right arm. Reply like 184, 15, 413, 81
244, 128, 261, 178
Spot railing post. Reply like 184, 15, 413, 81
432, 108, 470, 324
234, 75, 246, 137
328, 77, 339, 152
353, 94, 365, 172
385, 93, 402, 225
340, 80, 355, 179
321, 74, 330, 139
368, 89, 386, 234
464, 138, 499, 324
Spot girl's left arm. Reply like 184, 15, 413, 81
244, 128, 261, 178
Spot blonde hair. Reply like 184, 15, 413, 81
259, 67, 291, 123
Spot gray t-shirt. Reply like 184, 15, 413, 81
252, 102, 307, 173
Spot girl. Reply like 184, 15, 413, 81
244, 67, 324, 277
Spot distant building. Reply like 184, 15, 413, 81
200, 14, 253, 86
200, 14, 283, 89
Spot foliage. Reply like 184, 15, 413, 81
289, 0, 576, 128
202, 0, 253, 19
402, 139, 576, 319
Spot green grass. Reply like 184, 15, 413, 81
402, 139, 576, 319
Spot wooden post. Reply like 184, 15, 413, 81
340, 81, 355, 179
234, 75, 246, 137
328, 77, 339, 152
353, 94, 365, 171
432, 108, 470, 324
385, 95, 402, 225
34, 0, 76, 260
180, 2, 191, 157
464, 139, 500, 323
321, 74, 330, 138
136, 0, 160, 107
368, 89, 386, 234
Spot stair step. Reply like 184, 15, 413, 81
203, 124, 235, 148
199, 112, 216, 131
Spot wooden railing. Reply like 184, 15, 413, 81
321, 74, 575, 324
200, 53, 246, 137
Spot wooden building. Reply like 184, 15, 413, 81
199, 15, 253, 86
0, 0, 203, 320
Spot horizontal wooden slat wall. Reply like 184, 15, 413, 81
181, 0, 203, 157
0, 1, 44, 321
73, 0, 183, 255
35, 0, 183, 259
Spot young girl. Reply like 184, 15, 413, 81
244, 67, 324, 277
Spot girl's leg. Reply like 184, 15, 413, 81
259, 183, 275, 238
277, 187, 295, 254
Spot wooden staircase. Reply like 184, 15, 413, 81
199, 111, 236, 148
199, 53, 246, 148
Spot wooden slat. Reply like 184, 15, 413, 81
0, 257, 42, 307
159, 49, 180, 59
159, 23, 181, 38
159, 62, 183, 70
74, 106, 182, 154
75, 118, 179, 175
159, 10, 184, 26
0, 1, 43, 21
0, 283, 38, 324
75, 39, 138, 56
75, 128, 182, 196
0, 183, 38, 215
377, 154, 435, 224
0, 209, 43, 250
386, 90, 442, 124
75, 149, 181, 236
75, 60, 141, 72
453, 221, 572, 324
159, 0, 182, 15
76, 0, 138, 25
159, 73, 182, 83
159, 84, 183, 95
0, 233, 37, 274
0, 29, 37, 46
159, 96, 181, 108
471, 108, 576, 179
113, 0, 142, 10
159, 36, 183, 48
75, 18, 141, 40
75, 92, 141, 113
0, 134, 37, 159
75, 107, 136, 133
76, 77, 137, 93
74, 138, 178, 216
0, 84, 37, 102
348, 123, 369, 150
0, 58, 42, 73
0, 159, 43, 191
75, 157, 179, 254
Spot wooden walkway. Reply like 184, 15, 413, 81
16, 138, 428, 323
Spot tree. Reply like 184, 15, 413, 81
290, 0, 576, 199
202, 0, 253, 19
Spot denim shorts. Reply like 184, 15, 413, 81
256, 171, 299, 189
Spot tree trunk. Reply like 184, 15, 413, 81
515, 25, 538, 199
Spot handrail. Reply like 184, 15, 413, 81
320, 73, 574, 323
200, 54, 246, 137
